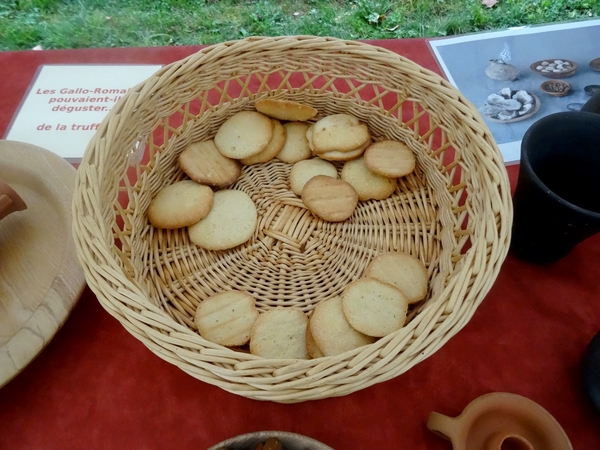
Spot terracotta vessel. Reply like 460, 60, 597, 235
0, 179, 27, 221
427, 392, 572, 450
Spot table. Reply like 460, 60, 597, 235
1, 39, 599, 450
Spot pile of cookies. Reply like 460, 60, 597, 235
299, 113, 415, 222
147, 98, 417, 246
147, 97, 426, 358
194, 251, 428, 359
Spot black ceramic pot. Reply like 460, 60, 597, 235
510, 92, 600, 263
582, 330, 600, 413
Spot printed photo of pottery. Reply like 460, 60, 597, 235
429, 19, 600, 164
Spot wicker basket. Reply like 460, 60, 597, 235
72, 36, 512, 403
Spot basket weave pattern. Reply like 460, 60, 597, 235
73, 36, 512, 403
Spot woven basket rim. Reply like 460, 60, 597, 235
72, 35, 513, 403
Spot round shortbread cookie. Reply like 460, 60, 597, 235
240, 119, 286, 165
311, 114, 370, 153
305, 324, 324, 359
194, 290, 259, 347
342, 277, 409, 338
179, 140, 242, 188
289, 158, 338, 196
214, 111, 273, 159
276, 122, 312, 164
341, 157, 397, 201
147, 180, 213, 229
250, 308, 309, 359
310, 296, 375, 357
301, 175, 358, 222
255, 98, 318, 122
364, 140, 416, 178
317, 140, 370, 162
188, 189, 257, 250
364, 252, 428, 304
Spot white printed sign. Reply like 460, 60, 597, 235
5, 64, 162, 161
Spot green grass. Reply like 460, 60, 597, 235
1, 0, 599, 51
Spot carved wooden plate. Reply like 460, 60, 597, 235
0, 140, 86, 388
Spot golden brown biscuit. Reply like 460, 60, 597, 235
276, 122, 312, 164
301, 175, 358, 222
179, 140, 242, 188
311, 114, 370, 153
289, 158, 338, 196
240, 119, 286, 165
188, 189, 257, 250
147, 180, 213, 229
363, 140, 416, 178
214, 111, 273, 159
364, 252, 428, 304
342, 277, 409, 337
250, 308, 309, 359
255, 98, 318, 122
194, 290, 259, 347
309, 296, 375, 356
341, 156, 397, 201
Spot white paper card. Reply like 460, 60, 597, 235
5, 64, 162, 161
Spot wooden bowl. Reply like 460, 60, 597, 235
530, 59, 577, 78
0, 140, 86, 388
590, 57, 600, 72
540, 80, 572, 97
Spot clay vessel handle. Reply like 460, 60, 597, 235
427, 411, 461, 445
0, 194, 12, 220
0, 179, 27, 221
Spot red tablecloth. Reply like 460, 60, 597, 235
1, 39, 599, 450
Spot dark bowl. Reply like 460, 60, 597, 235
207, 431, 334, 450
582, 330, 600, 413
584, 85, 600, 97
530, 59, 577, 78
